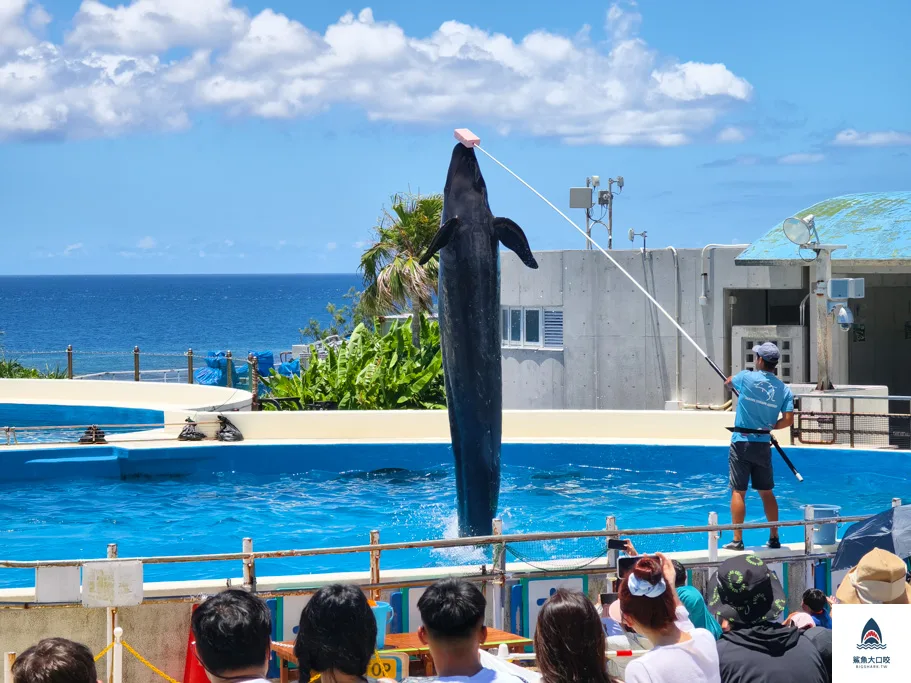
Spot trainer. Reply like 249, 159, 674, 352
723, 342, 794, 551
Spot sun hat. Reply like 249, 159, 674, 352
786, 612, 815, 630
834, 547, 911, 604
752, 342, 780, 363
707, 554, 786, 625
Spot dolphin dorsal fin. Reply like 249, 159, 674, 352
418, 216, 460, 265
494, 217, 538, 269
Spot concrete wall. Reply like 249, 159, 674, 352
502, 247, 802, 410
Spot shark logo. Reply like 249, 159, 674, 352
858, 618, 887, 650
753, 379, 777, 403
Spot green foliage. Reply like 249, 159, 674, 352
359, 191, 443, 347
300, 288, 370, 343
264, 316, 445, 410
0, 356, 66, 379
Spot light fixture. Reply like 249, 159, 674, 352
782, 214, 819, 247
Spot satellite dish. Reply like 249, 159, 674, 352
783, 216, 811, 245
628, 228, 635, 242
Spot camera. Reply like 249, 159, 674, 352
835, 305, 854, 331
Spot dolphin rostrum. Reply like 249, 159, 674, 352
419, 142, 538, 537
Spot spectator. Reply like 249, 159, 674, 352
708, 555, 827, 683
534, 589, 618, 683
802, 589, 832, 628
295, 584, 395, 683
833, 548, 911, 604
605, 599, 654, 680
672, 559, 723, 640
416, 579, 527, 683
618, 554, 720, 683
11, 638, 99, 683
192, 589, 272, 683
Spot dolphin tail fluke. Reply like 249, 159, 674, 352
494, 217, 538, 268
418, 216, 460, 265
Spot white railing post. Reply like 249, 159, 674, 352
804, 506, 815, 555
708, 512, 719, 563
112, 628, 123, 683
369, 530, 380, 602
606, 516, 618, 587
5, 652, 15, 683
893, 498, 902, 508
106, 544, 117, 683
242, 538, 255, 592
492, 519, 505, 631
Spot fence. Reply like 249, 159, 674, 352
792, 393, 911, 449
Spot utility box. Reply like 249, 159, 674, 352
828, 278, 865, 300
569, 187, 593, 209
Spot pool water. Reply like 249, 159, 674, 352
0, 442, 908, 588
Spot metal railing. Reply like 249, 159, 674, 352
793, 393, 911, 449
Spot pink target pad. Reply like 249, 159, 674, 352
454, 128, 480, 148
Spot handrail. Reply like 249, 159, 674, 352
0, 515, 869, 569
794, 393, 911, 401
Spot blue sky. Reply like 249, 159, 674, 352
1, 0, 909, 275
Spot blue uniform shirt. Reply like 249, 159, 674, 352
731, 370, 794, 443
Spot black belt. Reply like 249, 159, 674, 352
726, 427, 771, 434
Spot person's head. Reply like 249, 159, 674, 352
12, 638, 99, 683
785, 612, 815, 630
617, 555, 677, 634
417, 579, 487, 653
672, 559, 687, 588
294, 584, 377, 680
707, 554, 786, 627
753, 342, 780, 373
802, 588, 827, 614
192, 589, 272, 681
534, 590, 614, 683
835, 548, 911, 604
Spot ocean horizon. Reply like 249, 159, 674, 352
0, 273, 362, 375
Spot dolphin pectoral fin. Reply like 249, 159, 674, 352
418, 216, 460, 265
494, 217, 538, 269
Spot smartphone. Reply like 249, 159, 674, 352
618, 554, 654, 579
607, 539, 627, 551
600, 592, 619, 606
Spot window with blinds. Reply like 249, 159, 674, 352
500, 307, 563, 349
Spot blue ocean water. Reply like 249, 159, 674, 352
0, 274, 361, 375
0, 442, 908, 588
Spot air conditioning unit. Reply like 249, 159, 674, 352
731, 325, 806, 383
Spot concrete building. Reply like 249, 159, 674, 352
500, 192, 911, 410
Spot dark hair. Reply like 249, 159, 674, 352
192, 589, 272, 677
294, 585, 376, 676
618, 556, 677, 631
12, 638, 97, 683
672, 560, 687, 588
534, 590, 616, 683
417, 579, 486, 641
802, 588, 827, 613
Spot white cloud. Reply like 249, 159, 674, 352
353, 240, 369, 248
224, 239, 234, 246
832, 129, 911, 147
198, 250, 206, 257
63, 242, 83, 255
778, 152, 825, 165
137, 235, 156, 249
326, 241, 337, 251
717, 126, 746, 143
0, 1, 752, 145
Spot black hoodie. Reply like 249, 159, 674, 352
716, 622, 827, 683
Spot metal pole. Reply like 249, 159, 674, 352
492, 519, 505, 631
804, 506, 815, 555
814, 251, 834, 390
133, 346, 140, 382
66, 345, 73, 379
585, 207, 591, 250
850, 397, 855, 448
249, 354, 259, 410
112, 628, 123, 683
226, 351, 233, 389
187, 348, 194, 385
369, 530, 381, 602
607, 190, 613, 249
242, 538, 256, 592
106, 544, 117, 683
708, 512, 719, 563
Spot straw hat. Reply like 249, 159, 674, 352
835, 548, 911, 604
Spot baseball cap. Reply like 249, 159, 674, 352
752, 342, 780, 363
707, 554, 786, 626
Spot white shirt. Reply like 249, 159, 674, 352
435, 666, 533, 683
622, 627, 721, 683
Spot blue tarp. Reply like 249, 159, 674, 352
276, 359, 300, 376
193, 351, 241, 387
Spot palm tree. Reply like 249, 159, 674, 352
359, 191, 443, 348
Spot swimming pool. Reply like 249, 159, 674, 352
0, 442, 907, 588
0, 402, 163, 443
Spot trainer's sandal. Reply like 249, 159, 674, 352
723, 540, 745, 551
767, 538, 781, 549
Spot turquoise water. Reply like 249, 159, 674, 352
0, 442, 908, 588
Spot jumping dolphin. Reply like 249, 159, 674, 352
419, 142, 538, 537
